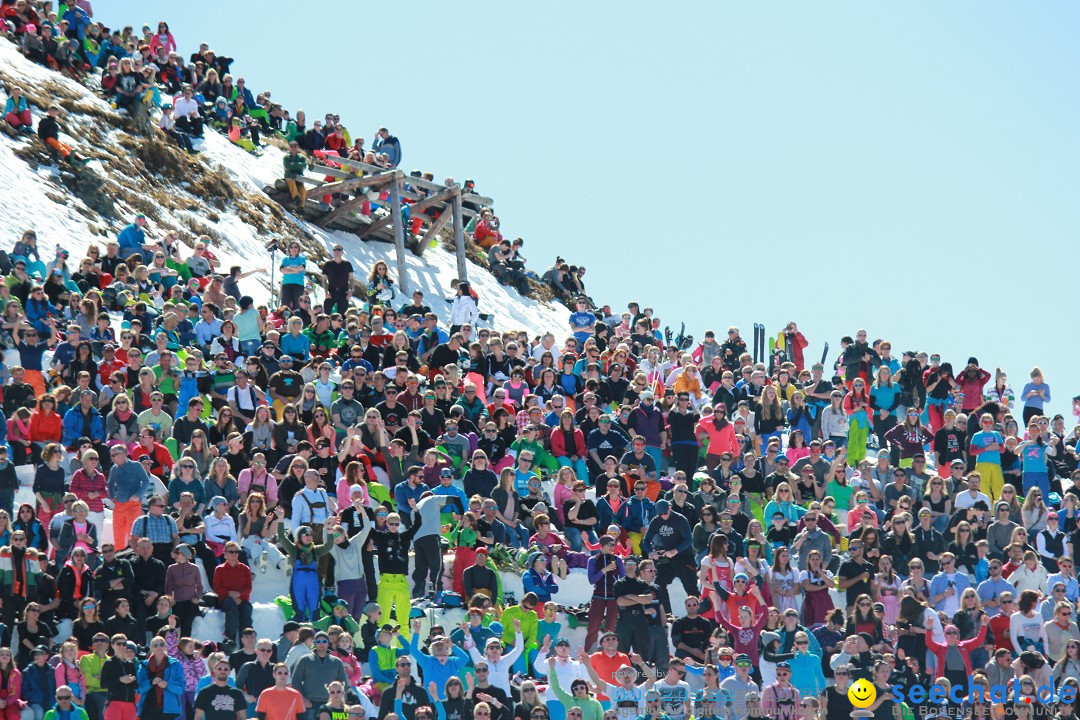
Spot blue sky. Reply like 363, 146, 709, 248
102, 1, 1080, 418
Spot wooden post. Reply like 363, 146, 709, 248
452, 188, 467, 283
416, 202, 454, 257
389, 173, 408, 295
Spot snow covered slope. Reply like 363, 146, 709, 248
0, 37, 570, 336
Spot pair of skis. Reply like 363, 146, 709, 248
752, 322, 829, 368
753, 323, 766, 364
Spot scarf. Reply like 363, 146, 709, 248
115, 407, 132, 423
147, 654, 167, 706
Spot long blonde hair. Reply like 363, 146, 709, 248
759, 385, 783, 421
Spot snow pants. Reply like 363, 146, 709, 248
377, 573, 412, 638
292, 561, 320, 622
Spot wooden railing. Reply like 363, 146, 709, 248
263, 157, 495, 295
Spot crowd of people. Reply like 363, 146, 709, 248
3, 2, 403, 164
5, 6, 1080, 720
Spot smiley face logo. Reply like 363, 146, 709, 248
848, 678, 877, 708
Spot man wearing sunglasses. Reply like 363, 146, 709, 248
292, 631, 347, 720
378, 656, 432, 720
718, 653, 759, 720
193, 659, 247, 720
80, 633, 112, 720
641, 499, 696, 615
254, 662, 304, 720
760, 659, 802, 720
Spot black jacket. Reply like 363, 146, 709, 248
101, 657, 138, 702
378, 680, 431, 720
912, 526, 945, 575
370, 515, 422, 575
132, 554, 167, 597
38, 115, 60, 142
57, 563, 94, 618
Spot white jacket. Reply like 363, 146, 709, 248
449, 295, 479, 326
173, 96, 200, 119
820, 406, 848, 439
466, 632, 523, 696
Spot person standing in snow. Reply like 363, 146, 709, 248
448, 282, 478, 335
278, 241, 307, 311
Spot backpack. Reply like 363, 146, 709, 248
229, 384, 261, 410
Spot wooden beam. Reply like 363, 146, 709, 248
406, 186, 457, 216
390, 178, 408, 296
308, 154, 495, 205
310, 164, 428, 201
321, 193, 370, 227
306, 164, 355, 180
416, 188, 457, 257
312, 171, 396, 198
361, 213, 395, 238
361, 185, 455, 238
452, 189, 467, 283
